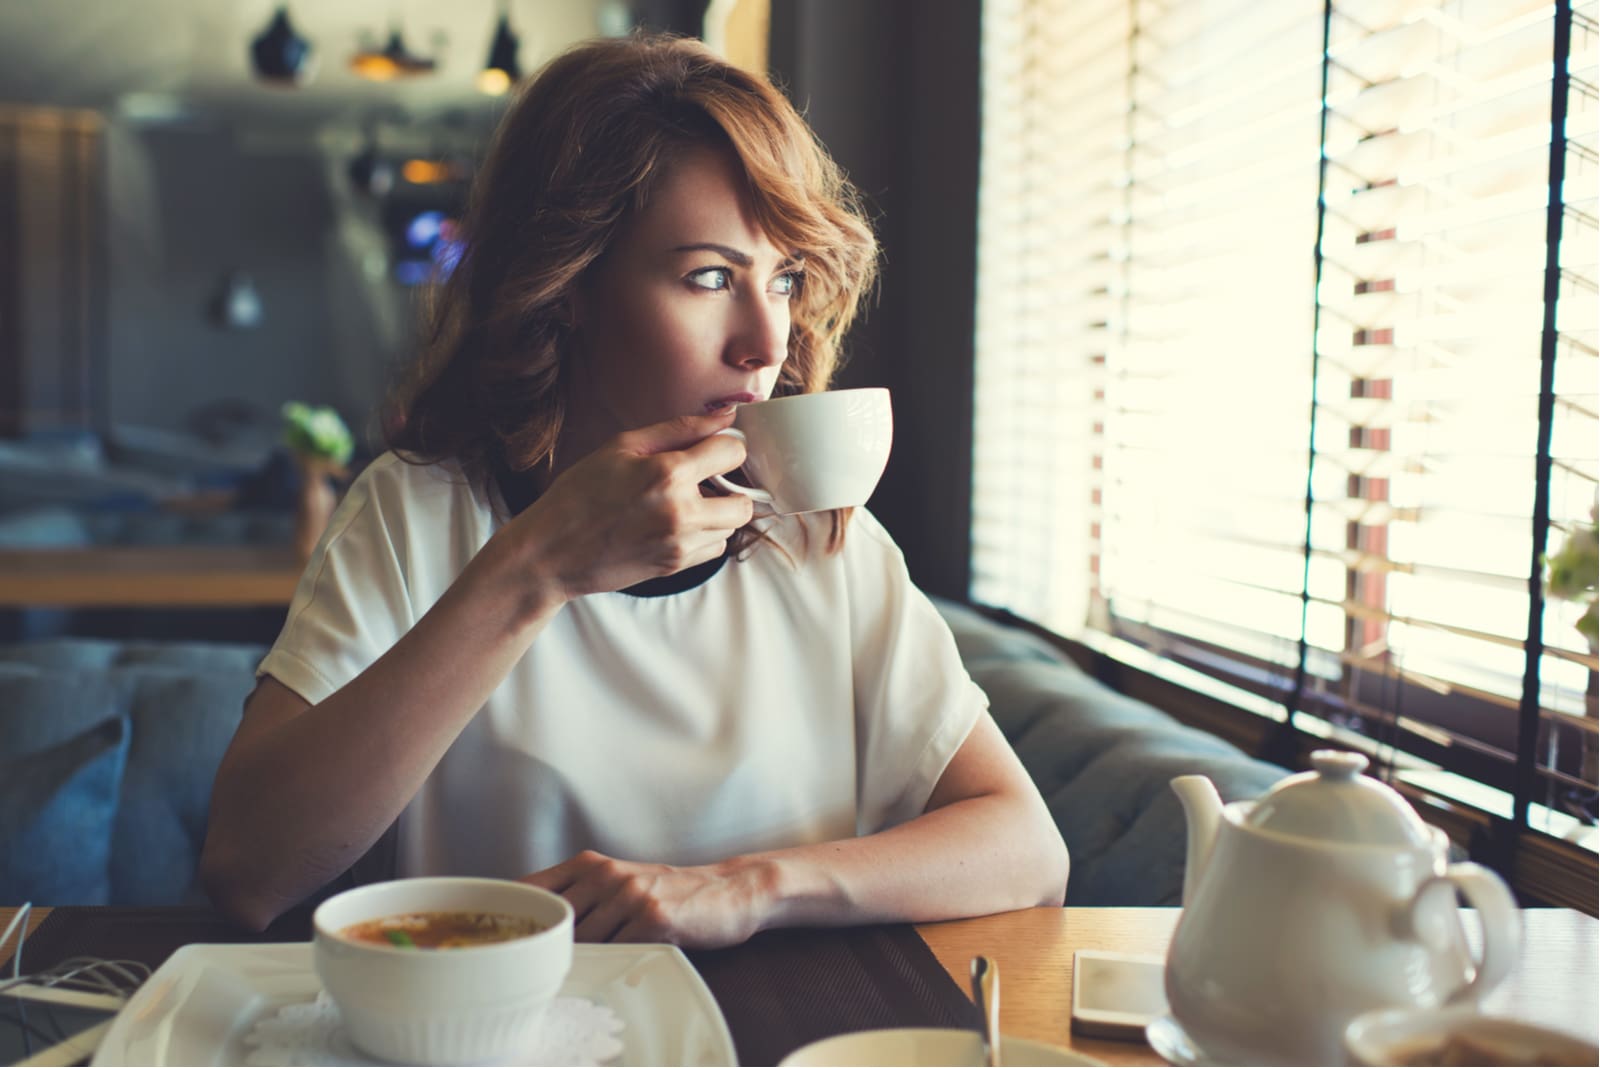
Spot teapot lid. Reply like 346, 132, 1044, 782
1244, 750, 1434, 846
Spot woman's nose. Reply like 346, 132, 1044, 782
728, 292, 789, 369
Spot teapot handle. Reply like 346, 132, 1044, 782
1404, 862, 1521, 1005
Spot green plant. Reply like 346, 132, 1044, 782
281, 402, 354, 470
1546, 506, 1599, 650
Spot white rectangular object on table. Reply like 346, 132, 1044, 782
1070, 949, 1169, 1042
4, 984, 125, 1067
90, 942, 737, 1066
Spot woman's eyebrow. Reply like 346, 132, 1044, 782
673, 242, 752, 266
673, 243, 806, 272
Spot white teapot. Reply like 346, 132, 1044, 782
1165, 750, 1520, 1066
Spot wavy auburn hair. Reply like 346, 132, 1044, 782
386, 33, 879, 550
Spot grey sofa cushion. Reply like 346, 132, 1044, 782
0, 669, 133, 904
0, 718, 130, 905
933, 599, 1289, 906
0, 640, 263, 905
108, 669, 255, 904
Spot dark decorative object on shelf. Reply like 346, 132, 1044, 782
250, 6, 316, 85
477, 11, 521, 95
350, 28, 437, 81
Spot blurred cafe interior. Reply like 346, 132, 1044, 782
0, 0, 1595, 934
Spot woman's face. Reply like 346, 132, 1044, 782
564, 144, 801, 453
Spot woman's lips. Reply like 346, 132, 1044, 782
704, 392, 759, 413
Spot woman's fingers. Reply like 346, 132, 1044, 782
570, 880, 655, 943
523, 852, 758, 949
518, 851, 604, 903
694, 492, 755, 532
531, 853, 663, 943
515, 412, 760, 596
676, 425, 749, 483
619, 410, 737, 457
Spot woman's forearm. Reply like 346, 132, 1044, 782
517, 714, 1068, 948
200, 541, 564, 929
747, 785, 1069, 933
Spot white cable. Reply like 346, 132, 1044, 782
1, 904, 32, 982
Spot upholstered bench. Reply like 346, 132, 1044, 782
933, 600, 1288, 905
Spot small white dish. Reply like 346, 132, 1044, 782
91, 942, 736, 1066
1345, 1003, 1599, 1067
1144, 1015, 1218, 1067
779, 1027, 1104, 1066
313, 876, 574, 1064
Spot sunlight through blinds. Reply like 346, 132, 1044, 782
973, 0, 1599, 840
971, 0, 1128, 632
1100, 0, 1324, 681
1310, 0, 1599, 828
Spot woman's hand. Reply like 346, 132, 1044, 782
503, 412, 755, 602
520, 850, 775, 949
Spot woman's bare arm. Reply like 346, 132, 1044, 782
199, 542, 564, 930
522, 713, 1069, 948
200, 415, 752, 930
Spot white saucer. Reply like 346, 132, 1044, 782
1145, 1015, 1219, 1067
781, 1027, 1105, 1066
91, 942, 735, 1066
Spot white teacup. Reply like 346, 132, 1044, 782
708, 387, 892, 515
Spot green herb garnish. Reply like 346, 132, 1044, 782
384, 929, 417, 949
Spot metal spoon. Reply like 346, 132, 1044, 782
969, 955, 1001, 1067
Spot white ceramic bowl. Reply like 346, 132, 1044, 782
312, 876, 574, 1065
779, 1027, 1104, 1066
1345, 1004, 1599, 1067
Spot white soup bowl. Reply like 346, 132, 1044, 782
312, 876, 574, 1065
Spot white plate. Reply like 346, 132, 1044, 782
91, 942, 737, 1066
779, 1027, 1105, 1066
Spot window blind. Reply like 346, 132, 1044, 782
1311, 0, 1598, 835
974, 0, 1599, 847
971, 0, 1128, 633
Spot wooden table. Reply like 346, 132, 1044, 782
915, 906, 1600, 1066
3, 905, 1595, 1065
0, 546, 302, 607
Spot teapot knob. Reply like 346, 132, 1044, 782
1310, 749, 1369, 779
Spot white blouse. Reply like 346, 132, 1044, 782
259, 453, 987, 878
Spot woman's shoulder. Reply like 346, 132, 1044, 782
351, 452, 482, 508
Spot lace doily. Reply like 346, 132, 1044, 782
242, 991, 626, 1066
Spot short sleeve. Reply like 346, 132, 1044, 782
257, 458, 420, 706
844, 512, 987, 834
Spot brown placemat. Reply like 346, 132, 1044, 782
3, 906, 313, 977
8, 909, 975, 1066
688, 925, 977, 1066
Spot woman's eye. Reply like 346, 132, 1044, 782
771, 271, 803, 297
687, 267, 732, 291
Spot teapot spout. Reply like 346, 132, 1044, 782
1171, 775, 1225, 907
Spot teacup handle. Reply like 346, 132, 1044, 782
706, 428, 774, 503
1403, 862, 1521, 1005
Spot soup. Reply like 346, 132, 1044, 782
339, 911, 548, 949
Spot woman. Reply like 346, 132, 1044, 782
200, 33, 1068, 947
